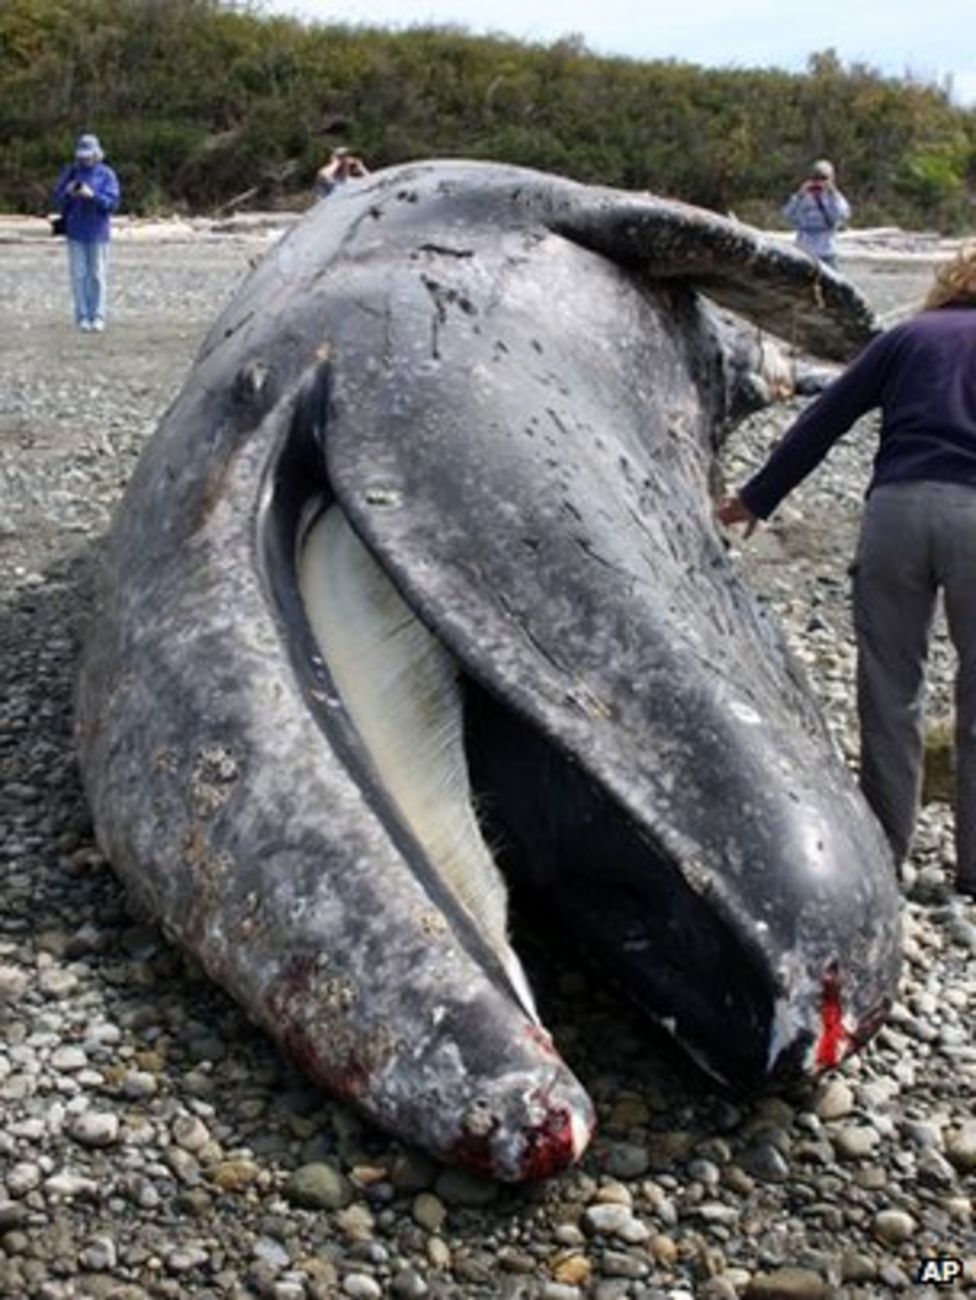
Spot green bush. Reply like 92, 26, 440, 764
1, 0, 973, 228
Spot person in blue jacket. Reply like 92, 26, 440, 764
52, 133, 121, 332
716, 247, 976, 898
781, 160, 851, 269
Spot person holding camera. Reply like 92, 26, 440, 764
782, 159, 851, 269
52, 133, 121, 333
314, 147, 369, 200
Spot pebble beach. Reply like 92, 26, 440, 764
1, 214, 975, 1300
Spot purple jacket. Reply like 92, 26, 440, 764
740, 307, 976, 518
52, 161, 121, 243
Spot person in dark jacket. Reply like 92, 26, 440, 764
717, 246, 976, 897
52, 133, 121, 332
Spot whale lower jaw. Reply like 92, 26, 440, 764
295, 502, 801, 1097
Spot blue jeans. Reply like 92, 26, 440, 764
68, 239, 109, 325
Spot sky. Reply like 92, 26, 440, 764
260, 0, 976, 107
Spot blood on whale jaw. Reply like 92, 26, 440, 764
298, 504, 539, 1022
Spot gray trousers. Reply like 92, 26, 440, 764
853, 481, 976, 884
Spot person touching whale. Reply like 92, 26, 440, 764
719, 246, 976, 897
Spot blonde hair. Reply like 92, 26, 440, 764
924, 244, 976, 310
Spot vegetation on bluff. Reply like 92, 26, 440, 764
1, 0, 973, 229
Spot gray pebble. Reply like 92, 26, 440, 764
284, 1161, 352, 1210
172, 1113, 210, 1151
901, 1118, 943, 1149
0, 1201, 29, 1230
917, 1148, 957, 1186
68, 1111, 119, 1147
6, 1162, 42, 1196
166, 1246, 211, 1273
878, 1262, 913, 1288
411, 1191, 446, 1233
699, 1279, 740, 1300
49, 1045, 87, 1073
741, 1142, 790, 1182
253, 1236, 291, 1270
744, 1267, 829, 1298
814, 1079, 854, 1120
603, 1141, 651, 1179
121, 1070, 158, 1099
44, 1171, 99, 1198
80, 1235, 118, 1270
946, 1122, 976, 1171
840, 1249, 878, 1282
391, 1267, 428, 1298
946, 917, 976, 949
0, 964, 29, 1002
584, 1203, 634, 1236
433, 1166, 499, 1207
692, 1201, 740, 1226
686, 1156, 721, 1185
601, 1249, 648, 1278
831, 1123, 880, 1160
38, 969, 79, 998
872, 1208, 917, 1244
273, 1283, 306, 1300
343, 1274, 383, 1299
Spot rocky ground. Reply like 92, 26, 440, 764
1, 217, 975, 1300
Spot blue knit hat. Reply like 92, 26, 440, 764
75, 133, 103, 161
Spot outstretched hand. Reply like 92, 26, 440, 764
716, 494, 759, 538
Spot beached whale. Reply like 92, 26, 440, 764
76, 161, 900, 1181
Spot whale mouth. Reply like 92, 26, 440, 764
252, 364, 898, 1098
298, 502, 540, 1022
294, 499, 783, 1089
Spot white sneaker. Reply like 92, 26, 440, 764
79, 319, 93, 332
91, 319, 105, 333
